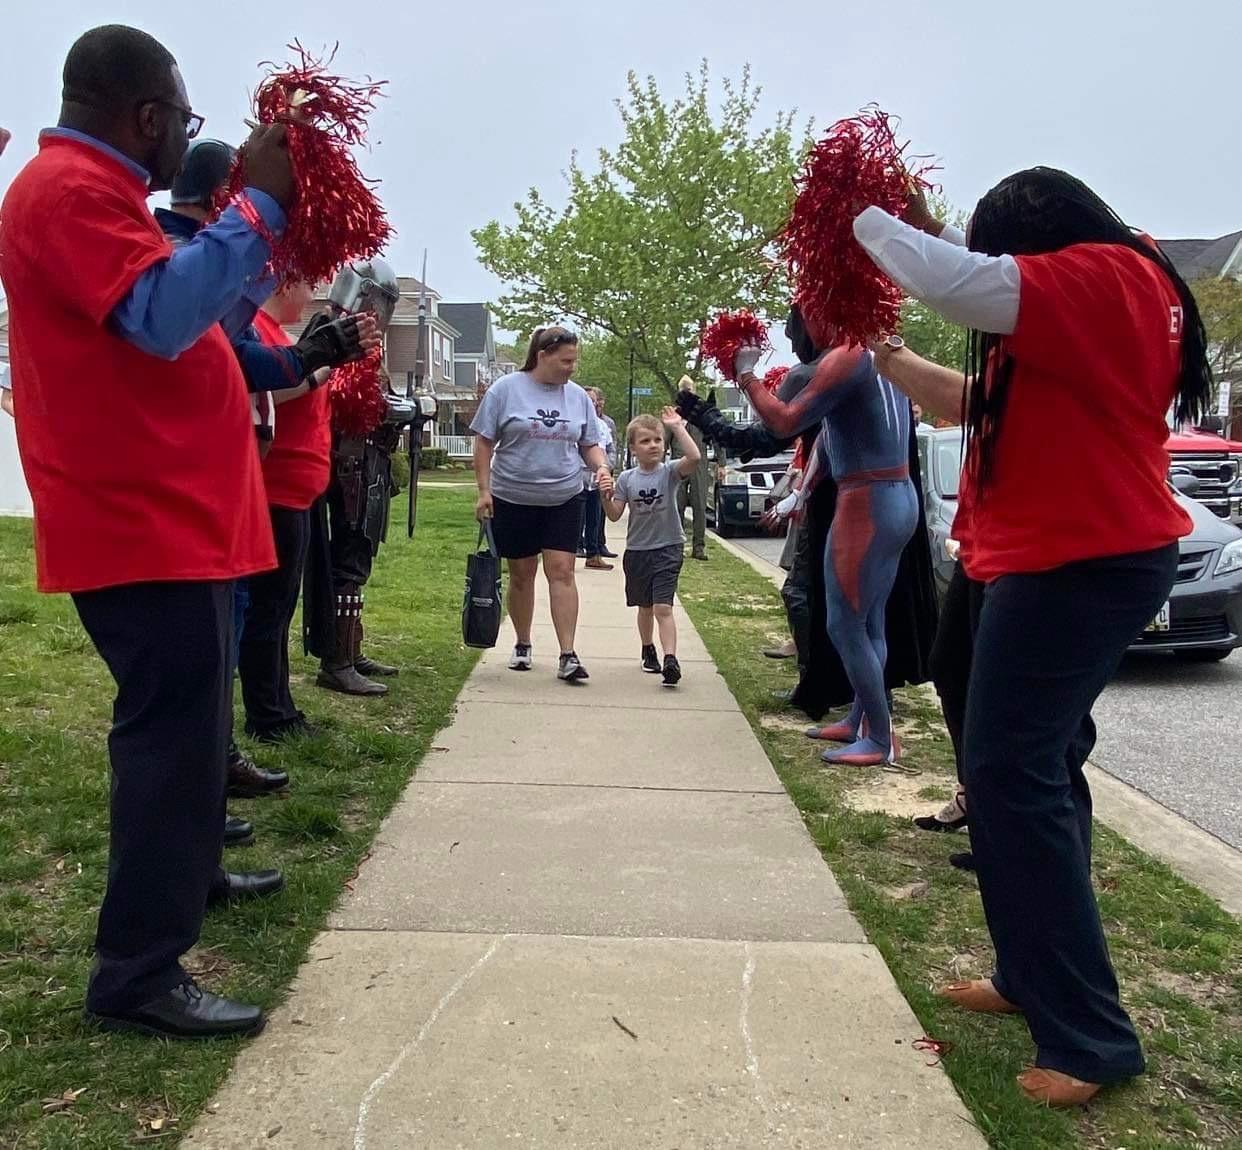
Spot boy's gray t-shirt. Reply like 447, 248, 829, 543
470, 372, 600, 506
614, 460, 685, 550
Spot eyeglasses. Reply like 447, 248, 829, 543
148, 99, 205, 139
539, 329, 578, 352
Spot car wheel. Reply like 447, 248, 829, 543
1174, 648, 1232, 664
714, 493, 735, 538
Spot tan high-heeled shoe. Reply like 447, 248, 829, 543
937, 979, 1021, 1014
1017, 1068, 1101, 1107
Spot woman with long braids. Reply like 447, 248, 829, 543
853, 168, 1212, 1106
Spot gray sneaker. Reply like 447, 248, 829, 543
508, 643, 532, 671
557, 652, 589, 682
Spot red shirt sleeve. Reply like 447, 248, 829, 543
23, 183, 171, 326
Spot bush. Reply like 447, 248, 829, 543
420, 447, 449, 470
389, 452, 410, 491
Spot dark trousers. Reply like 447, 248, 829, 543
239, 506, 310, 734
964, 543, 1177, 1084
928, 565, 981, 785
581, 489, 604, 556
327, 481, 376, 588
781, 516, 813, 672
72, 580, 233, 1014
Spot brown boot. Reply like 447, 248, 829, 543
354, 614, 398, 677
316, 590, 387, 697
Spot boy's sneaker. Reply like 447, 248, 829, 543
557, 652, 589, 682
508, 643, 532, 671
662, 654, 682, 687
641, 644, 661, 673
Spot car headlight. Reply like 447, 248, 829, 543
722, 468, 747, 486
1216, 539, 1242, 577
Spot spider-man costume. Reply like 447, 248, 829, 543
739, 334, 917, 763
678, 307, 937, 731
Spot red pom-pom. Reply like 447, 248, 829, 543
761, 365, 790, 394
700, 310, 770, 382
780, 107, 935, 347
328, 350, 387, 436
223, 43, 391, 285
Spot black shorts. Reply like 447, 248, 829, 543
491, 494, 585, 559
623, 544, 684, 607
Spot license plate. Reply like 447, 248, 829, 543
1145, 601, 1171, 633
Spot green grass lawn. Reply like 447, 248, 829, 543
679, 541, 1242, 1150
0, 488, 480, 1148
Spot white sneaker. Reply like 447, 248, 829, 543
508, 643, 532, 671
556, 651, 589, 682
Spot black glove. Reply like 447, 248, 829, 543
296, 313, 367, 381
675, 389, 714, 424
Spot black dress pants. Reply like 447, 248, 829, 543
239, 506, 310, 734
964, 544, 1176, 1084
928, 565, 982, 785
72, 580, 233, 1014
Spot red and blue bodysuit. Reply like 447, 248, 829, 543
741, 344, 918, 765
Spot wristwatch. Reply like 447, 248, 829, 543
881, 335, 905, 352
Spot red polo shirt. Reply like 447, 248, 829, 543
252, 310, 332, 509
955, 242, 1192, 583
0, 135, 275, 593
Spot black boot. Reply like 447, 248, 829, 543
223, 814, 254, 847
354, 615, 398, 677
317, 588, 387, 697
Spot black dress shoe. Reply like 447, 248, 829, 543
207, 869, 285, 907
223, 814, 254, 847
227, 747, 289, 797
355, 654, 399, 677
244, 715, 321, 746
87, 979, 264, 1040
950, 851, 976, 872
599, 547, 618, 559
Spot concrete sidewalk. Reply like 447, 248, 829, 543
187, 531, 985, 1149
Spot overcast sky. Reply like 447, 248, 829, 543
2, 0, 1240, 325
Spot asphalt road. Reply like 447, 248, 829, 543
726, 529, 1242, 850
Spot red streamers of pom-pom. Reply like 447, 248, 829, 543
761, 365, 790, 394
780, 106, 935, 347
328, 349, 387, 436
700, 311, 770, 382
225, 43, 391, 285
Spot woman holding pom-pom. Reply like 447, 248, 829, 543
853, 171, 1213, 1106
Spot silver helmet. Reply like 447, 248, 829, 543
327, 257, 400, 334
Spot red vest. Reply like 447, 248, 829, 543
0, 135, 275, 592
253, 310, 332, 510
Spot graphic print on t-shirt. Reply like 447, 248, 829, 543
526, 407, 575, 442
635, 487, 663, 508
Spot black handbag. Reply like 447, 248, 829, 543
462, 520, 503, 649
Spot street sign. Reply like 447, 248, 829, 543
632, 387, 654, 396
1218, 381, 1231, 419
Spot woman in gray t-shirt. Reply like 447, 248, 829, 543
471, 327, 610, 683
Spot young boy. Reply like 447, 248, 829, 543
601, 408, 701, 686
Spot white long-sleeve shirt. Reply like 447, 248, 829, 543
852, 207, 1021, 335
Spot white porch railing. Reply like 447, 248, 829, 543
429, 432, 474, 458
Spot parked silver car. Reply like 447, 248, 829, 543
915, 425, 1242, 661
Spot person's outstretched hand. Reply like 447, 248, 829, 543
660, 405, 685, 430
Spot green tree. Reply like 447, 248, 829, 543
898, 194, 970, 374
473, 62, 811, 395
1193, 277, 1242, 434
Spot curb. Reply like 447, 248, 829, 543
707, 530, 1242, 919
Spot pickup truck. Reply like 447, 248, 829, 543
1167, 429, 1242, 526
